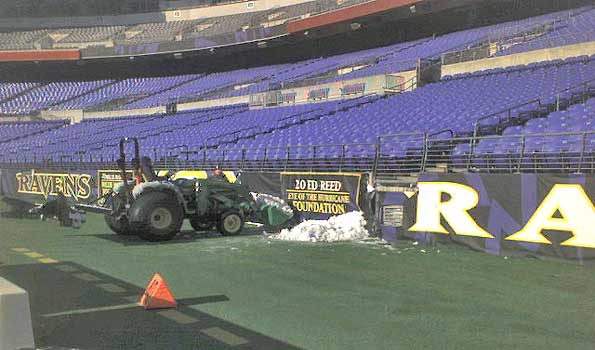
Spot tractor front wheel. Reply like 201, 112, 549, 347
217, 211, 244, 236
129, 192, 184, 241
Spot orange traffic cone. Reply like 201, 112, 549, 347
140, 273, 177, 310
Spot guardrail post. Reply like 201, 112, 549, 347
262, 148, 268, 171
577, 132, 586, 173
471, 121, 479, 155
241, 149, 246, 170
371, 137, 381, 181
340, 144, 346, 172
285, 146, 290, 171
518, 135, 526, 173
466, 137, 474, 171
421, 133, 429, 173
556, 94, 560, 111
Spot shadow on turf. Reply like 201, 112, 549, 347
0, 261, 302, 350
71, 226, 265, 246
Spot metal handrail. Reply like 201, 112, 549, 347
473, 75, 595, 139
1, 130, 594, 176
428, 129, 454, 139
473, 98, 542, 137
203, 125, 263, 149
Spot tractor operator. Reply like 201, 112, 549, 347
138, 156, 167, 182
210, 166, 229, 182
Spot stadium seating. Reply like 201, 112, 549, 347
0, 0, 350, 50
0, 5, 591, 54
0, 80, 113, 115
1, 55, 593, 167
452, 96, 595, 171
122, 66, 286, 109
0, 82, 40, 102
57, 75, 202, 111
0, 6, 593, 174
59, 26, 127, 43
0, 121, 66, 143
0, 30, 47, 50
0, 7, 592, 115
497, 7, 595, 55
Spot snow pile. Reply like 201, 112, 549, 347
254, 193, 293, 215
271, 211, 369, 242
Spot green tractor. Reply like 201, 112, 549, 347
33, 138, 296, 242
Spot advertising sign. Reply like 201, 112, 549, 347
280, 172, 363, 220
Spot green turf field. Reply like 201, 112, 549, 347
1, 200, 594, 350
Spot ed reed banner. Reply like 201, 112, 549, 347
280, 172, 364, 220
400, 173, 595, 262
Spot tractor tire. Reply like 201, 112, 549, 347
104, 191, 136, 235
104, 215, 135, 235
128, 191, 184, 242
217, 210, 244, 236
190, 216, 214, 232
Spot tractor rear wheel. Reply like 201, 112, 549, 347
129, 192, 184, 241
104, 193, 135, 235
217, 210, 244, 236
104, 215, 134, 235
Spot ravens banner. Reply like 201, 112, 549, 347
383, 173, 595, 262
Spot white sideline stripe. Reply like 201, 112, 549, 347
200, 327, 249, 346
42, 302, 139, 317
97, 283, 127, 293
54, 265, 79, 272
157, 310, 199, 324
72, 272, 102, 282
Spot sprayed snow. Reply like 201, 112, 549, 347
271, 211, 369, 242
254, 193, 293, 215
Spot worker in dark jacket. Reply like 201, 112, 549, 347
139, 156, 167, 182
210, 166, 229, 182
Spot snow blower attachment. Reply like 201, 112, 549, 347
30, 137, 295, 241
29, 192, 86, 228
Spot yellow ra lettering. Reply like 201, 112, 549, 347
410, 182, 595, 248
409, 182, 493, 238
505, 184, 595, 248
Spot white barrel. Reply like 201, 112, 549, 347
0, 277, 35, 350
